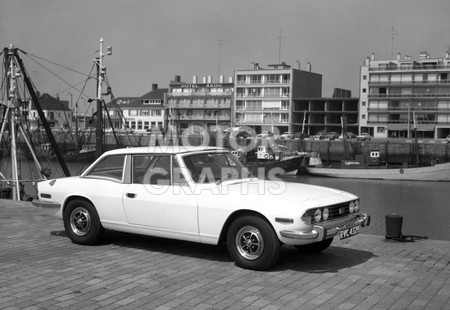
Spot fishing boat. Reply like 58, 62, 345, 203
305, 154, 450, 182
231, 143, 304, 177
1, 39, 114, 200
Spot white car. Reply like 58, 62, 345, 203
279, 131, 293, 140
33, 146, 370, 270
357, 133, 372, 141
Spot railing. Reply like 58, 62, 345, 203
368, 93, 450, 98
369, 64, 450, 71
235, 80, 290, 85
369, 80, 450, 85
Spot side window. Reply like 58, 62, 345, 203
86, 155, 125, 181
133, 155, 170, 185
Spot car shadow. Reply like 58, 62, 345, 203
274, 245, 376, 273
50, 229, 375, 272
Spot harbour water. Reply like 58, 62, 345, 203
281, 174, 450, 241
2, 157, 449, 241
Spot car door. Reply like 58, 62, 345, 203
122, 154, 200, 242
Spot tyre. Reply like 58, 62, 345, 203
227, 215, 280, 270
63, 199, 104, 245
294, 237, 333, 253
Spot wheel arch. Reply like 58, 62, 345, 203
218, 210, 275, 244
62, 195, 95, 215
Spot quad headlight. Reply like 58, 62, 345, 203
314, 209, 322, 222
302, 199, 360, 224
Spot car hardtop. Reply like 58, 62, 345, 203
101, 146, 228, 156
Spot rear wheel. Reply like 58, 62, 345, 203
294, 238, 333, 253
63, 199, 104, 245
227, 215, 280, 270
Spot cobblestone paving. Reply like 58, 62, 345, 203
1, 199, 449, 310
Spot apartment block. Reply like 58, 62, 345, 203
360, 51, 450, 139
233, 62, 322, 135
166, 75, 234, 132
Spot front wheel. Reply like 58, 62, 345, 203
63, 199, 104, 245
227, 215, 280, 270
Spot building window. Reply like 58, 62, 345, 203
264, 88, 279, 97
129, 110, 138, 116
140, 110, 150, 116
362, 88, 367, 93
362, 114, 366, 119
265, 74, 278, 84
362, 101, 366, 106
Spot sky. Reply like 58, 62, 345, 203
1, 0, 450, 110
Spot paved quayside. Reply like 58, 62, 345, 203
0, 199, 449, 310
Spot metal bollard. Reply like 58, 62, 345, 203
385, 213, 403, 239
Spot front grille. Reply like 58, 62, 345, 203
326, 202, 350, 220
302, 201, 356, 224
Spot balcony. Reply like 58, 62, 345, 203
369, 80, 450, 85
368, 93, 450, 98
369, 64, 450, 72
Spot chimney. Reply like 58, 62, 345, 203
446, 50, 449, 59
219, 75, 224, 83
228, 76, 233, 83
152, 84, 158, 91
307, 62, 311, 72
253, 63, 259, 70
202, 76, 207, 83
365, 57, 370, 66
371, 53, 375, 61
397, 52, 401, 60
175, 75, 181, 82
193, 76, 197, 83
207, 75, 212, 83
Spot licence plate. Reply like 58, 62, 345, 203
339, 225, 360, 240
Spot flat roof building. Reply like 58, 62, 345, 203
359, 51, 450, 139
233, 62, 322, 135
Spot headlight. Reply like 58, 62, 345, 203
354, 200, 360, 212
322, 208, 329, 221
349, 201, 355, 213
314, 209, 322, 222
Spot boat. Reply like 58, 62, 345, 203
232, 144, 304, 177
305, 155, 450, 182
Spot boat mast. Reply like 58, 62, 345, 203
93, 37, 112, 158
13, 47, 71, 177
7, 46, 21, 200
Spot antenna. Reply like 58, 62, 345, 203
277, 29, 284, 63
390, 26, 399, 58
218, 39, 223, 80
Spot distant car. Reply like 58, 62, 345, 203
293, 132, 310, 140
357, 133, 372, 141
32, 146, 370, 271
313, 131, 327, 140
256, 131, 274, 139
341, 132, 357, 140
324, 132, 340, 140
279, 131, 293, 140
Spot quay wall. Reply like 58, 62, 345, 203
14, 132, 450, 165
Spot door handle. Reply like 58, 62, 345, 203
126, 193, 136, 199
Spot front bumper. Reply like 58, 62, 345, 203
31, 200, 61, 218
280, 213, 370, 240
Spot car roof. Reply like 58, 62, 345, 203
102, 145, 227, 156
